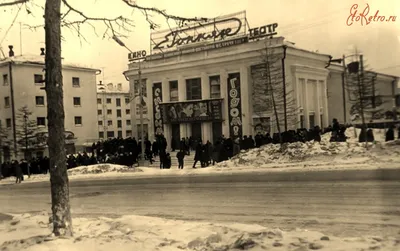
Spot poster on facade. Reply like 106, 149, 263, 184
250, 64, 272, 113
161, 99, 223, 123
152, 83, 164, 135
227, 73, 243, 139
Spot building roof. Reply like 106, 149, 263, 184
0, 54, 100, 72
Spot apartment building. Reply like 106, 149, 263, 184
0, 46, 99, 160
97, 82, 135, 139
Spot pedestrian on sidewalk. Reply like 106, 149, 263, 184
176, 149, 185, 169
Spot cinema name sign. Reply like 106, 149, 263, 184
142, 15, 278, 60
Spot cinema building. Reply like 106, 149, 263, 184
124, 12, 333, 148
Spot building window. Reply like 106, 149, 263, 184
209, 76, 221, 98
72, 77, 80, 87
169, 80, 178, 101
6, 118, 12, 128
73, 97, 81, 106
97, 109, 102, 115
126, 130, 132, 137
97, 98, 102, 104
125, 109, 130, 115
35, 96, 45, 106
98, 121, 103, 126
106, 98, 111, 104
117, 131, 123, 138
99, 132, 104, 139
186, 78, 202, 100
74, 116, 82, 126
136, 106, 148, 115
107, 109, 112, 115
3, 74, 8, 85
107, 120, 112, 126
125, 97, 130, 104
34, 74, 44, 85
126, 120, 131, 126
107, 131, 114, 138
116, 98, 121, 107
4, 97, 10, 108
37, 117, 46, 127
117, 109, 121, 117
117, 120, 122, 128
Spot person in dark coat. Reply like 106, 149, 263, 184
192, 142, 203, 168
163, 153, 171, 169
366, 128, 374, 142
385, 126, 395, 142
13, 160, 23, 183
314, 126, 322, 143
176, 150, 185, 169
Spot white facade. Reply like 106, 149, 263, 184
97, 82, 133, 139
125, 37, 331, 149
0, 53, 99, 160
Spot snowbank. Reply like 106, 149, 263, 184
0, 212, 398, 251
216, 127, 400, 168
67, 164, 139, 175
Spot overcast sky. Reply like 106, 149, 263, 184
0, 0, 399, 86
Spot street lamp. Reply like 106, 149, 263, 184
112, 36, 146, 164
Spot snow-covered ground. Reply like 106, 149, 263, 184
0, 212, 398, 251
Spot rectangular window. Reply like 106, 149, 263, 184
125, 109, 130, 115
34, 74, 44, 85
116, 98, 121, 107
125, 97, 130, 104
37, 117, 46, 126
126, 120, 131, 126
136, 106, 148, 115
3, 74, 8, 85
107, 131, 114, 138
117, 120, 122, 128
169, 80, 178, 101
106, 98, 111, 104
126, 130, 132, 137
117, 131, 123, 138
97, 98, 102, 104
97, 109, 102, 115
99, 131, 104, 139
35, 96, 45, 106
72, 77, 80, 87
98, 121, 103, 126
4, 97, 10, 108
117, 109, 122, 117
107, 120, 112, 126
209, 75, 221, 98
6, 118, 11, 128
309, 113, 315, 129
186, 78, 202, 100
107, 109, 112, 115
73, 97, 81, 106
74, 116, 82, 126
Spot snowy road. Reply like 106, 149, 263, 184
1, 176, 400, 238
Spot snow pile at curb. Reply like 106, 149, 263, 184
217, 127, 400, 168
1, 212, 398, 251
67, 164, 142, 176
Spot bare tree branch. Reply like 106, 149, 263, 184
0, 0, 29, 7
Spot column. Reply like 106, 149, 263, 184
161, 78, 171, 150
323, 80, 329, 127
240, 66, 250, 136
220, 69, 229, 138
130, 79, 138, 139
201, 72, 211, 143
304, 79, 309, 129
316, 82, 321, 128
146, 79, 154, 141
295, 76, 300, 129
178, 75, 187, 138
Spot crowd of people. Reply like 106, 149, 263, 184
1, 119, 400, 183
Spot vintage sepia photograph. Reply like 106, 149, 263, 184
0, 0, 399, 250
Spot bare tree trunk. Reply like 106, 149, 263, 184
44, 0, 73, 237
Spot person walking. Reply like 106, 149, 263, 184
176, 149, 185, 169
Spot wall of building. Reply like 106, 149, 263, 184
0, 61, 98, 159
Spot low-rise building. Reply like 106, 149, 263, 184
0, 46, 100, 161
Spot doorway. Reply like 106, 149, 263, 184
171, 124, 180, 150
191, 123, 202, 142
212, 122, 222, 144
